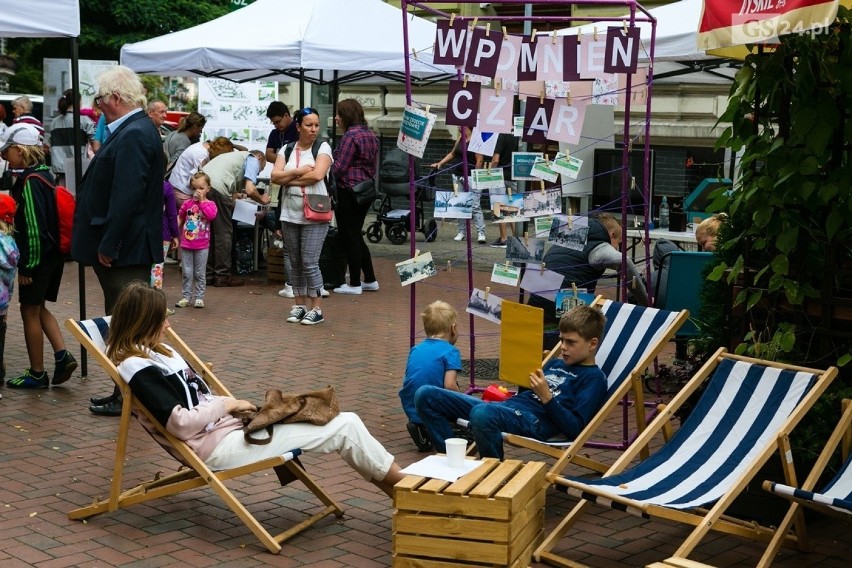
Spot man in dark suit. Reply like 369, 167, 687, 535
72, 65, 165, 416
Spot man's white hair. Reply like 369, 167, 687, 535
97, 65, 147, 109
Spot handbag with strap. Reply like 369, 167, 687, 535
242, 386, 340, 445
351, 178, 377, 207
301, 188, 333, 222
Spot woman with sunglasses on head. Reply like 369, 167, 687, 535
271, 107, 332, 325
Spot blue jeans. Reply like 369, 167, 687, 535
414, 385, 558, 459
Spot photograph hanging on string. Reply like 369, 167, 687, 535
466, 288, 503, 325
396, 252, 437, 287
548, 215, 589, 251
434, 190, 474, 219
523, 187, 562, 218
506, 236, 545, 264
490, 192, 525, 224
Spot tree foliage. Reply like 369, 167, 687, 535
6, 0, 230, 93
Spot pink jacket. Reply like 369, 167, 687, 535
178, 199, 217, 250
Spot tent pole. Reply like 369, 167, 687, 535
70, 36, 88, 375
299, 68, 305, 108
331, 71, 338, 144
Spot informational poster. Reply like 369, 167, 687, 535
472, 167, 505, 190
551, 152, 583, 180
530, 157, 559, 183
43, 58, 118, 118
198, 78, 278, 157
499, 301, 544, 388
397, 105, 437, 158
491, 263, 521, 286
511, 152, 542, 181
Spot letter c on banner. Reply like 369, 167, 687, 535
453, 91, 473, 120
446, 80, 481, 127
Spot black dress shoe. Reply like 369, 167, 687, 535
90, 392, 118, 406
89, 399, 123, 416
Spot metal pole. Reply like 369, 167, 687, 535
70, 36, 87, 375
401, 0, 417, 350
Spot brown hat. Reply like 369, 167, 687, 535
0, 194, 16, 224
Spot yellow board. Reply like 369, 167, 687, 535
499, 301, 544, 388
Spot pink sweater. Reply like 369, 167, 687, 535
178, 200, 218, 250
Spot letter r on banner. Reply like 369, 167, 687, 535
446, 80, 481, 127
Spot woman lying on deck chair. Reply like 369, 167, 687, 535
107, 281, 405, 496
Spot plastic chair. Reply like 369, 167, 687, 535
535, 349, 838, 568
64, 317, 344, 554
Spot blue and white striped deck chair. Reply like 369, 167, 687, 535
535, 349, 838, 568
64, 317, 344, 555
759, 399, 852, 566
503, 297, 688, 475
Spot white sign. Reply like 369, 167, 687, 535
551, 152, 583, 180
491, 263, 521, 286
397, 105, 437, 159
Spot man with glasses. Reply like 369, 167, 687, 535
72, 65, 166, 417
265, 101, 297, 164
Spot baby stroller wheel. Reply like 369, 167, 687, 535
423, 218, 438, 243
366, 222, 383, 243
388, 224, 408, 245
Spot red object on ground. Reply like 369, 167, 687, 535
482, 384, 513, 402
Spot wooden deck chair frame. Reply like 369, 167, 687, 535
64, 318, 344, 554
534, 348, 838, 568
502, 296, 689, 475
758, 398, 852, 565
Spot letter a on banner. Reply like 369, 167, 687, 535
446, 80, 481, 128
465, 26, 504, 78
604, 26, 640, 74
522, 96, 554, 144
434, 19, 469, 66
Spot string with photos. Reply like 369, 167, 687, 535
399, 0, 656, 392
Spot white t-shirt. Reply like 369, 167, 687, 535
168, 142, 210, 196
278, 141, 333, 225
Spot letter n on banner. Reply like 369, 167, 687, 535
522, 96, 554, 144
547, 98, 589, 145
604, 26, 639, 74
434, 19, 469, 66
465, 27, 503, 78
446, 80, 481, 128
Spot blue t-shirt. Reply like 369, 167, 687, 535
504, 359, 606, 441
94, 114, 109, 144
399, 338, 462, 423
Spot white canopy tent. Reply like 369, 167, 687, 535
120, 0, 453, 85
0, 0, 80, 37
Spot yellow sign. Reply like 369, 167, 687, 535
499, 301, 544, 388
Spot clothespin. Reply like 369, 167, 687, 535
505, 261, 510, 270
495, 77, 501, 94
565, 148, 570, 159
411, 48, 418, 60
486, 161, 491, 171
540, 262, 546, 274
502, 26, 508, 40
544, 154, 550, 166
627, 140, 633, 153
484, 286, 490, 300
471, 17, 478, 30
631, 276, 638, 290
593, 27, 598, 41
572, 282, 578, 298
567, 92, 573, 106
551, 30, 558, 44
577, 32, 582, 44
524, 231, 529, 247
506, 184, 512, 198
453, 180, 459, 195
633, 216, 639, 228
531, 28, 537, 42
540, 179, 546, 195
486, 23, 491, 36
540, 83, 545, 103
568, 206, 573, 229
631, 176, 636, 190
415, 249, 420, 258
448, 260, 452, 272
623, 20, 629, 36
425, 104, 431, 115
463, 75, 468, 88
449, 13, 456, 27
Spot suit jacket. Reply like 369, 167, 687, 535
71, 110, 165, 267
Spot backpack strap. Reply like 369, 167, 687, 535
283, 141, 297, 163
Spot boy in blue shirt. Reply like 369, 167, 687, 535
414, 305, 606, 459
399, 300, 462, 451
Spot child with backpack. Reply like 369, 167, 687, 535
175, 171, 217, 309
0, 194, 20, 388
1, 123, 77, 389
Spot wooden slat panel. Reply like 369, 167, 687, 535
395, 491, 512, 520
495, 461, 547, 513
468, 460, 524, 498
442, 459, 501, 496
394, 534, 510, 565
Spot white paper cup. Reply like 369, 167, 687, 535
445, 437, 467, 468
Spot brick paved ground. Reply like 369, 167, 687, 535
0, 230, 848, 567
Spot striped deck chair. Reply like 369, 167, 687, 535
64, 317, 344, 555
502, 297, 688, 475
535, 349, 838, 568
759, 399, 852, 565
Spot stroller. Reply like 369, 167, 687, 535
366, 148, 437, 245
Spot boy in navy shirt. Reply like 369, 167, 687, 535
414, 305, 606, 459
399, 301, 462, 451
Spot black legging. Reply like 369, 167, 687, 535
335, 188, 375, 287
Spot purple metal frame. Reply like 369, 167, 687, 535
400, 0, 658, 449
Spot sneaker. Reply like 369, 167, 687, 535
194, 299, 205, 308
164, 257, 178, 265
175, 298, 190, 308
490, 238, 507, 248
477, 232, 486, 244
7, 368, 49, 389
300, 308, 324, 325
361, 280, 380, 292
454, 232, 465, 241
287, 306, 307, 323
278, 284, 295, 298
320, 288, 330, 298
334, 283, 362, 295
407, 422, 433, 452
52, 351, 78, 386
166, 308, 176, 316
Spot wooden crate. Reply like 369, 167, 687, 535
393, 459, 546, 568
266, 247, 287, 283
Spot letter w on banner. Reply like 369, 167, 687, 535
697, 0, 840, 50
434, 19, 470, 66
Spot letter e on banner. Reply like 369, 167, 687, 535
434, 19, 469, 66
446, 80, 481, 128
522, 96, 554, 144
465, 27, 504, 78
604, 26, 640, 74
517, 36, 538, 81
